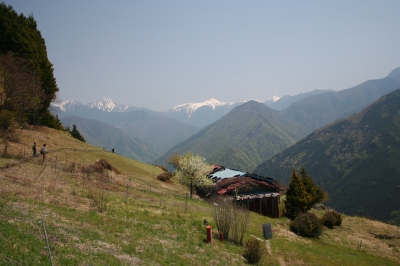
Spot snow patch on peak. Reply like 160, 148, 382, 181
52, 100, 82, 112
252, 95, 281, 105
88, 97, 118, 112
171, 98, 234, 114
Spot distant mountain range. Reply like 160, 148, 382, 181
254, 88, 400, 222
52, 89, 332, 128
52, 67, 400, 170
155, 100, 310, 171
61, 116, 159, 163
52, 101, 199, 162
163, 89, 341, 127
281, 67, 400, 131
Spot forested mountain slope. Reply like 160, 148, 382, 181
56, 108, 199, 156
61, 116, 160, 163
255, 88, 400, 222
281, 67, 400, 132
156, 100, 309, 171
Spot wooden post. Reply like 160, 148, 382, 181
206, 226, 212, 243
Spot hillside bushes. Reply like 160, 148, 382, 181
290, 212, 322, 238
290, 210, 343, 237
211, 197, 250, 245
79, 159, 120, 176
242, 239, 263, 264
322, 211, 343, 228
156, 172, 173, 182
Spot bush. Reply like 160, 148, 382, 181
331, 211, 343, 226
322, 211, 343, 228
290, 212, 322, 238
243, 239, 263, 264
157, 172, 173, 182
321, 211, 336, 229
95, 159, 112, 170
79, 159, 120, 176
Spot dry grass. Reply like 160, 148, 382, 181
1, 127, 400, 266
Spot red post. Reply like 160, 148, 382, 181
206, 225, 212, 243
219, 232, 224, 242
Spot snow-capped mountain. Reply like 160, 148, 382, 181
51, 90, 330, 128
169, 96, 281, 115
163, 97, 282, 127
51, 100, 86, 112
87, 97, 136, 112
258, 95, 281, 105
52, 97, 138, 114
169, 98, 237, 116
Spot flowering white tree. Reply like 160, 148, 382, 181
175, 153, 213, 198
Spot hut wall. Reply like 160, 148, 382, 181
238, 197, 279, 218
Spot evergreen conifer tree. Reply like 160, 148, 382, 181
70, 124, 85, 142
0, 3, 59, 127
284, 167, 324, 220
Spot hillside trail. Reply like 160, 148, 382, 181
0, 147, 112, 170
265, 239, 286, 266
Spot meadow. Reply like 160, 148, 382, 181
0, 126, 399, 265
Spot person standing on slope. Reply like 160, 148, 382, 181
32, 141, 37, 156
40, 143, 46, 162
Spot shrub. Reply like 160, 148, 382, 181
290, 212, 322, 238
321, 211, 337, 229
79, 159, 120, 176
322, 211, 343, 228
157, 172, 173, 182
331, 211, 343, 226
243, 239, 263, 264
79, 164, 103, 175
95, 159, 112, 170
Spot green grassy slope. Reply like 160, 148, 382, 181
156, 101, 309, 171
0, 126, 399, 265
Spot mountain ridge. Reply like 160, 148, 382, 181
52, 90, 331, 128
155, 100, 309, 171
61, 116, 160, 163
254, 88, 400, 222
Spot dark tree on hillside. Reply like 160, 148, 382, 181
300, 167, 324, 209
70, 124, 86, 142
0, 3, 59, 126
0, 52, 44, 124
284, 167, 324, 220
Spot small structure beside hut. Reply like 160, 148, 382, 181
199, 165, 283, 218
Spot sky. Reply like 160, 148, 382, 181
3, 0, 400, 111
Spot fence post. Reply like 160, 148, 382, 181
41, 219, 54, 266
206, 226, 212, 243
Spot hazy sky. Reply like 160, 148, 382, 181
3, 0, 400, 111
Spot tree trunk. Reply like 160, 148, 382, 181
190, 177, 193, 198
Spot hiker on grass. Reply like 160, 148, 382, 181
41, 144, 46, 161
32, 141, 37, 156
